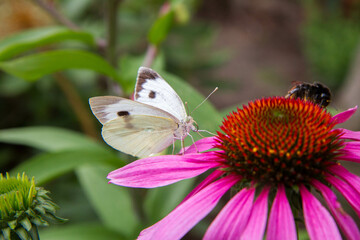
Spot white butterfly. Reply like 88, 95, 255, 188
89, 67, 199, 158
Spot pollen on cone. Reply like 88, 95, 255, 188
216, 97, 343, 186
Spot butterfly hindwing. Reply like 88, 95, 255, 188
102, 115, 178, 157
135, 67, 187, 121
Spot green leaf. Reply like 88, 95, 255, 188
10, 150, 122, 185
39, 223, 125, 240
0, 127, 103, 152
0, 49, 122, 83
144, 178, 194, 222
0, 26, 95, 61
76, 165, 140, 238
148, 11, 174, 45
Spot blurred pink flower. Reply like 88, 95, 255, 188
108, 97, 360, 240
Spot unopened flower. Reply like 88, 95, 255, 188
108, 97, 360, 240
0, 173, 65, 240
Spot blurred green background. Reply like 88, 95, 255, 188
0, 0, 359, 239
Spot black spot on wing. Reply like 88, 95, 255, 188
149, 91, 156, 99
117, 111, 130, 116
135, 68, 161, 98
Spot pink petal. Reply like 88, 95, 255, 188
313, 180, 360, 240
108, 152, 222, 188
344, 141, 360, 149
338, 128, 360, 141
240, 186, 270, 240
326, 174, 360, 216
331, 106, 357, 124
266, 184, 297, 240
138, 175, 240, 240
342, 142, 360, 157
329, 164, 360, 195
184, 137, 218, 154
337, 148, 360, 163
204, 187, 255, 239
300, 185, 341, 240
182, 169, 225, 203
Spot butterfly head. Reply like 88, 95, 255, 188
187, 116, 199, 132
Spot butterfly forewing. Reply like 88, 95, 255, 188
89, 96, 178, 124
102, 115, 177, 157
135, 67, 187, 121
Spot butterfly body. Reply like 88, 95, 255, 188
89, 67, 197, 158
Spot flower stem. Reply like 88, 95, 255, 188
32, 0, 79, 30
54, 73, 99, 139
104, 0, 122, 95
105, 0, 121, 68
142, 45, 158, 68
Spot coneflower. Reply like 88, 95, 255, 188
108, 97, 360, 240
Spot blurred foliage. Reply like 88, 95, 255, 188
0, 0, 224, 238
302, 0, 360, 89
0, 0, 358, 238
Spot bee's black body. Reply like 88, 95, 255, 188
285, 82, 331, 108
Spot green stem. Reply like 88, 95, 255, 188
54, 73, 99, 140
105, 0, 121, 67
142, 44, 158, 68
32, 0, 79, 30
105, 0, 122, 95
129, 188, 148, 225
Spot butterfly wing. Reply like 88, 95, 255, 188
89, 96, 178, 124
102, 115, 178, 157
135, 67, 187, 121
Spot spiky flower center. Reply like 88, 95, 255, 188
0, 173, 65, 240
217, 97, 342, 186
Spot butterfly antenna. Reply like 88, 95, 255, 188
197, 129, 217, 136
185, 102, 190, 116
190, 87, 218, 115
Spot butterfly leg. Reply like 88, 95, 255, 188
172, 138, 176, 155
188, 133, 199, 153
180, 137, 185, 155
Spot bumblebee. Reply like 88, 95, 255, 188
285, 82, 331, 108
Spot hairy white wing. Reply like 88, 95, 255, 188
102, 115, 178, 158
134, 67, 187, 121
89, 96, 178, 124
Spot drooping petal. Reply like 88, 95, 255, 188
300, 185, 341, 240
331, 106, 357, 124
182, 169, 225, 203
313, 180, 360, 240
266, 184, 297, 240
344, 141, 360, 149
337, 148, 360, 163
108, 152, 222, 188
240, 186, 270, 240
326, 174, 360, 216
184, 137, 218, 154
342, 142, 360, 158
138, 175, 239, 240
338, 128, 360, 141
204, 187, 255, 239
329, 164, 360, 195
